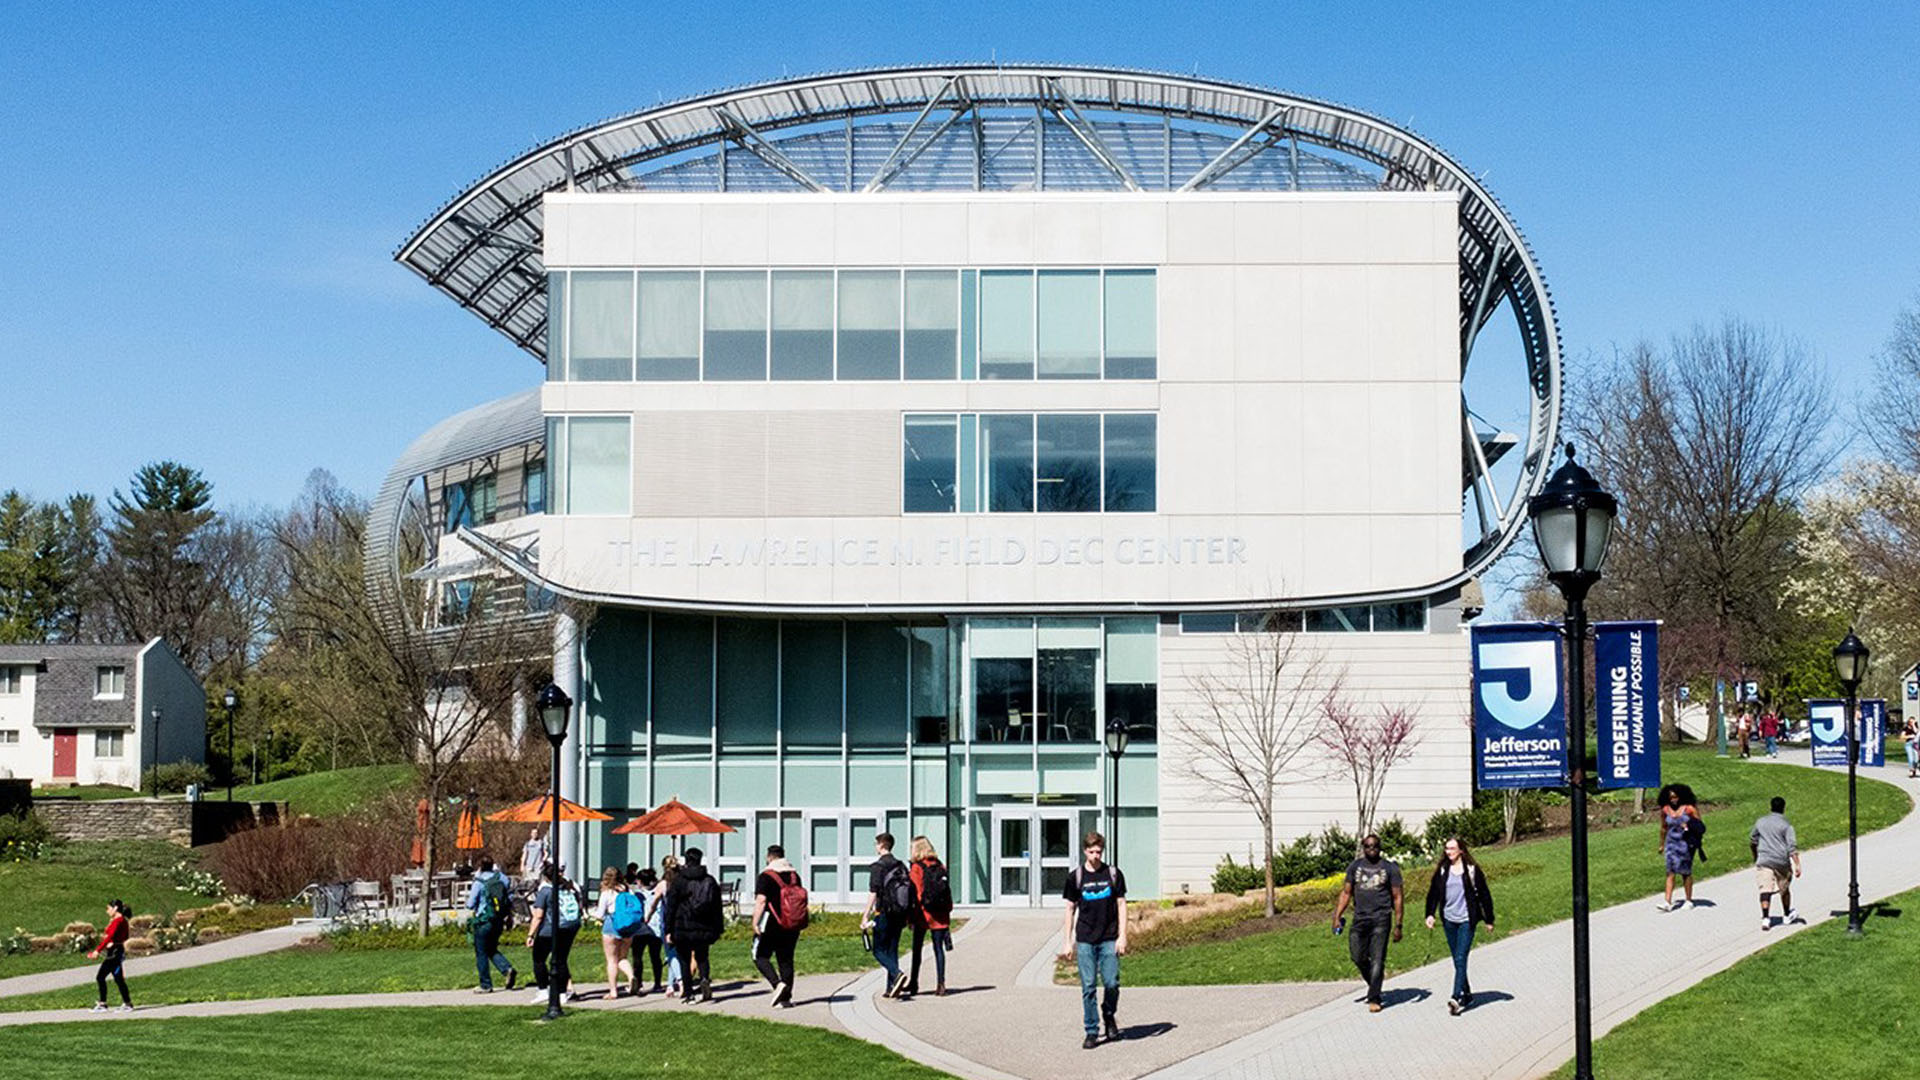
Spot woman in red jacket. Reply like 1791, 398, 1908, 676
905, 835, 954, 997
88, 899, 133, 1012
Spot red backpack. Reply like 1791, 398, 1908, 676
768, 870, 810, 931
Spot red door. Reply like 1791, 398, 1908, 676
52, 729, 77, 778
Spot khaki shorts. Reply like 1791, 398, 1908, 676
1755, 864, 1792, 894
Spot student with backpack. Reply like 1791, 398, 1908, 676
525, 861, 583, 1015
666, 847, 725, 1003
906, 835, 954, 997
465, 856, 518, 993
595, 867, 641, 999
752, 844, 807, 1008
629, 866, 665, 995
87, 899, 133, 1012
1057, 831, 1128, 1048
861, 832, 914, 998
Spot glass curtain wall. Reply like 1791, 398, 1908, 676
771, 271, 833, 380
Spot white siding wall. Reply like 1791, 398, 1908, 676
0, 666, 42, 782
1155, 612, 1472, 894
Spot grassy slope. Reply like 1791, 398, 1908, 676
28, 786, 140, 801
1550, 883, 1920, 1079
232, 765, 413, 817
1, 1008, 953, 1080
0, 920, 880, 1012
1, 841, 205, 938
1121, 746, 1913, 985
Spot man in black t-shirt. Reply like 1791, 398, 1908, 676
861, 832, 911, 998
751, 844, 803, 1008
1331, 833, 1404, 1011
1056, 831, 1128, 1049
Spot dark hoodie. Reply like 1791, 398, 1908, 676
666, 861, 724, 946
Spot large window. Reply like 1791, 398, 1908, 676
904, 413, 1155, 514
548, 267, 1154, 383
546, 416, 631, 516
1178, 602, 1428, 635
967, 617, 1157, 745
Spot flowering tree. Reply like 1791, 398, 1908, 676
1317, 698, 1422, 839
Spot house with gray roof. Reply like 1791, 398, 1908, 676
0, 640, 205, 788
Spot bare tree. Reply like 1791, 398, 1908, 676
1172, 617, 1334, 918
269, 473, 556, 934
1544, 320, 1835, 736
1317, 699, 1422, 838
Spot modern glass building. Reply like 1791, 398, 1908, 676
374, 66, 1561, 905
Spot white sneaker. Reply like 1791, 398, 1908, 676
768, 980, 785, 1008
1761, 919, 1771, 931
530, 989, 550, 1005
1655, 901, 1673, 912
1785, 909, 1802, 924
561, 990, 572, 1004
1675, 899, 1689, 911
90, 1002, 107, 1013
117, 1004, 132, 1013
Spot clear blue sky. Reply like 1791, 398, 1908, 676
4, 3, 1916, 513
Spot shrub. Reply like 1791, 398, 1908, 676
1372, 816, 1425, 861
1212, 823, 1364, 894
205, 813, 413, 903
1422, 789, 1545, 850
0, 810, 52, 852
140, 761, 213, 795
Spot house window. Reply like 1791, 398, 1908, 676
95, 666, 125, 698
0, 666, 18, 694
94, 730, 125, 758
0, 730, 19, 744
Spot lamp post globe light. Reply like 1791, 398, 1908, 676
534, 680, 572, 1020
1105, 716, 1130, 864
1832, 629, 1869, 935
1527, 444, 1617, 1080
221, 689, 239, 802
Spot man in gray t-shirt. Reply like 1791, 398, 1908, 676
1331, 834, 1403, 1010
1750, 796, 1801, 930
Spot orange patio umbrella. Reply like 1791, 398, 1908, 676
613, 798, 736, 855
485, 794, 612, 824
455, 799, 486, 852
408, 797, 430, 867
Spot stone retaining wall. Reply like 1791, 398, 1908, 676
35, 799, 288, 847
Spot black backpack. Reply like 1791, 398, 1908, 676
878, 858, 915, 915
918, 859, 953, 914
684, 872, 722, 925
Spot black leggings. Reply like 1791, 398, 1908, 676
681, 943, 712, 997
632, 934, 663, 987
96, 949, 129, 1005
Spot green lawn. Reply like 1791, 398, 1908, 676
0, 920, 879, 1012
233, 765, 414, 817
1, 841, 208, 938
0, 1008, 951, 1080
1550, 883, 1920, 1079
1119, 746, 1914, 985
29, 785, 140, 801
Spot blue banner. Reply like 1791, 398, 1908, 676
1472, 622, 1567, 789
1594, 621, 1661, 789
1807, 700, 1849, 766
1860, 699, 1886, 768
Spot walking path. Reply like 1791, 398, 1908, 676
4, 763, 1914, 1080
0, 922, 312, 999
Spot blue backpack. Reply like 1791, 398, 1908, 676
609, 890, 645, 936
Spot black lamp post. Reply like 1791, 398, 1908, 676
1528, 445, 1617, 1080
149, 707, 162, 797
1104, 716, 1130, 864
222, 689, 239, 802
1832, 629, 1869, 935
535, 680, 572, 1021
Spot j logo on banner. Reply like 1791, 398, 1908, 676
1593, 621, 1661, 789
1807, 700, 1850, 767
1472, 623, 1567, 789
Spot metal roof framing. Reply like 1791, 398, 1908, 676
389, 64, 1561, 604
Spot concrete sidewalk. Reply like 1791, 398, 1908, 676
0, 922, 314, 1000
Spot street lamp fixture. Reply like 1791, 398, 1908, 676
1528, 444, 1617, 1080
534, 679, 572, 1021
1105, 716, 1130, 864
1832, 629, 1869, 935
222, 689, 239, 803
149, 707, 162, 797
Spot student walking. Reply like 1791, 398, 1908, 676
1332, 833, 1404, 1012
1656, 784, 1701, 911
1735, 708, 1754, 758
1056, 831, 1127, 1048
87, 899, 133, 1012
525, 862, 582, 1009
629, 867, 665, 995
862, 832, 914, 999
594, 867, 638, 999
1759, 709, 1782, 758
465, 856, 518, 993
666, 847, 725, 1002
656, 855, 683, 995
520, 828, 546, 888
752, 844, 807, 1008
906, 835, 954, 997
1423, 837, 1496, 1015
1904, 716, 1918, 778
1752, 796, 1803, 930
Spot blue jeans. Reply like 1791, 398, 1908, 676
871, 913, 905, 984
1766, 736, 1779, 757
1441, 918, 1475, 1002
472, 921, 512, 989
1074, 940, 1120, 1036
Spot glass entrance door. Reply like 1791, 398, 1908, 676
992, 808, 1082, 906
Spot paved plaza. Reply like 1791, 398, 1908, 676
4, 763, 1915, 1080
